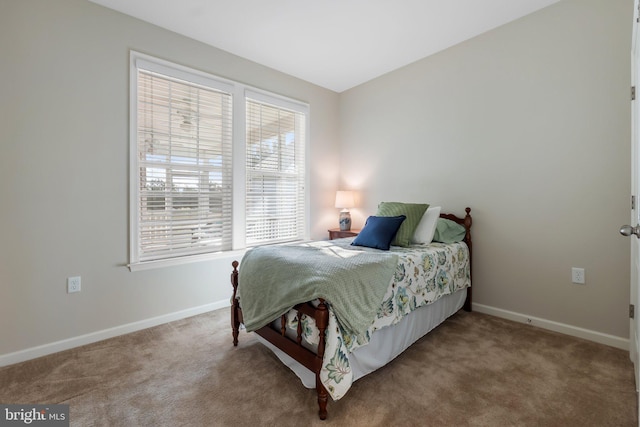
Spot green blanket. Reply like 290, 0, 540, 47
237, 243, 398, 340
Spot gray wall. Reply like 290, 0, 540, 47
0, 0, 340, 357
339, 0, 632, 339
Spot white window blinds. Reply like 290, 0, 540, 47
133, 62, 233, 263
245, 97, 307, 245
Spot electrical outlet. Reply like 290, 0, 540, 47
67, 276, 81, 293
571, 268, 585, 284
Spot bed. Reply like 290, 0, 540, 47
230, 207, 472, 419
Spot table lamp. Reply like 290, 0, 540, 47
335, 190, 355, 231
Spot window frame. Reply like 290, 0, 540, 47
129, 52, 310, 271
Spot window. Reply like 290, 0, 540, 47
132, 58, 233, 264
245, 95, 307, 246
130, 52, 308, 269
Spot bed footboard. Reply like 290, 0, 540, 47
231, 261, 330, 419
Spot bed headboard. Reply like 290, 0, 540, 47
439, 207, 472, 311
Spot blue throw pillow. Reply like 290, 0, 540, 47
351, 215, 407, 250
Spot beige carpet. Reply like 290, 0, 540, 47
0, 308, 637, 426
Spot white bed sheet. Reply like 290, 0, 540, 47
256, 288, 467, 389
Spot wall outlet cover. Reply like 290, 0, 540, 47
67, 276, 81, 293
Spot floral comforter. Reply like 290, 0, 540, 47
278, 238, 471, 400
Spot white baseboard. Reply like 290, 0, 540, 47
473, 303, 629, 351
0, 299, 231, 367
3, 300, 629, 367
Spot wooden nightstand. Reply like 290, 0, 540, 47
328, 228, 360, 240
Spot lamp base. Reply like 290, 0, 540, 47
339, 211, 351, 231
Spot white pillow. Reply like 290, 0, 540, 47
411, 206, 441, 244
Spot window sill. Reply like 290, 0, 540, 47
128, 249, 248, 272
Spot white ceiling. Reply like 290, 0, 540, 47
89, 0, 561, 93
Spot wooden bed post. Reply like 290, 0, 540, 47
315, 300, 329, 420
231, 260, 241, 346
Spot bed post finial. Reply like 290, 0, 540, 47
463, 207, 472, 243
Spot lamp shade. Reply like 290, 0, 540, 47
335, 191, 355, 209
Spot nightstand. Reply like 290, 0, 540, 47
328, 228, 360, 240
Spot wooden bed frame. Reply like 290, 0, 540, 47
231, 207, 472, 420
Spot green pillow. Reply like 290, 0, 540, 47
376, 202, 429, 247
433, 218, 466, 243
